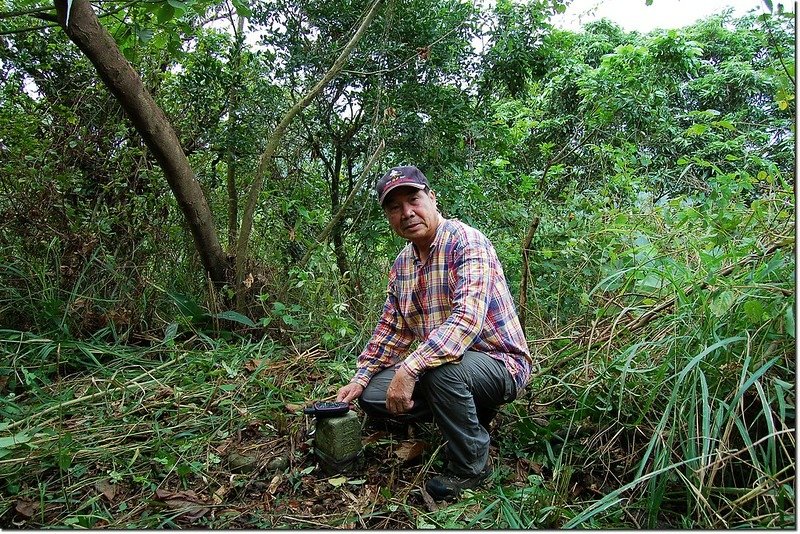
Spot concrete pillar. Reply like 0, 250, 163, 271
314, 411, 362, 474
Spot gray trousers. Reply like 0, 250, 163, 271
358, 351, 517, 476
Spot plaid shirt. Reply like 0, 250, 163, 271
352, 218, 532, 392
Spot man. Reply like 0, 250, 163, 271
336, 165, 532, 500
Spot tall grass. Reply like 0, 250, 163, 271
512, 172, 795, 528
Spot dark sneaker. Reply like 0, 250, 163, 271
425, 461, 492, 500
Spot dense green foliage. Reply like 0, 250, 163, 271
0, 0, 795, 528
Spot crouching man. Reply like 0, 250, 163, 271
336, 165, 532, 501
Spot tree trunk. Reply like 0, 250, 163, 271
518, 215, 540, 330
226, 14, 246, 252
298, 140, 384, 269
226, 153, 238, 253
330, 146, 350, 278
54, 0, 229, 284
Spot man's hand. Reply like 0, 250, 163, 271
386, 365, 416, 415
336, 382, 364, 404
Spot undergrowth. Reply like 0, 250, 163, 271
0, 171, 794, 529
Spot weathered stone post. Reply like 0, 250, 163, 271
314, 411, 363, 474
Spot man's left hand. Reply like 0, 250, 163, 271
386, 365, 416, 415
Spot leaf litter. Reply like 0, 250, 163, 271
0, 345, 545, 529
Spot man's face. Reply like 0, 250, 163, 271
382, 186, 440, 248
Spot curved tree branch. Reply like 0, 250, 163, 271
298, 139, 384, 269
0, 5, 56, 19
234, 0, 383, 308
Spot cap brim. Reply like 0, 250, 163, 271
379, 182, 426, 204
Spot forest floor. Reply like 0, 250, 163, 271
2, 326, 793, 528
1, 339, 599, 529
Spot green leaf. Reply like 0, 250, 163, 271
784, 305, 795, 338
637, 273, 664, 293
230, 0, 253, 17
0, 432, 31, 450
167, 291, 206, 319
137, 29, 154, 43
328, 476, 347, 487
212, 311, 256, 327
742, 299, 765, 323
710, 291, 735, 318
167, 0, 187, 10
157, 4, 176, 23
58, 449, 72, 470
164, 322, 178, 343
686, 123, 708, 137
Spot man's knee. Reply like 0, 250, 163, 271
418, 362, 468, 397
361, 379, 387, 403
358, 377, 388, 416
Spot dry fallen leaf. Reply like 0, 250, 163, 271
393, 440, 427, 462
420, 486, 439, 512
14, 498, 37, 518
244, 359, 262, 372
268, 473, 282, 495
95, 479, 117, 502
154, 386, 174, 399
153, 489, 209, 522
284, 403, 304, 414
212, 485, 229, 505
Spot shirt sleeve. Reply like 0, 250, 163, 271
400, 238, 491, 378
351, 276, 415, 388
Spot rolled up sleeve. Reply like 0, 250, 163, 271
352, 279, 415, 387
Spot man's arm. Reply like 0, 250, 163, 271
349, 279, 415, 389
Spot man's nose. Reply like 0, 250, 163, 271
401, 203, 415, 218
